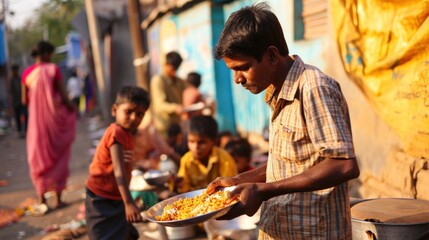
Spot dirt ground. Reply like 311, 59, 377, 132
0, 117, 199, 240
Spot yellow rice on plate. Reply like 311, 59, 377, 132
157, 189, 237, 221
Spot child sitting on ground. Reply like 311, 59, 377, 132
224, 137, 254, 173
177, 115, 237, 193
85, 86, 150, 240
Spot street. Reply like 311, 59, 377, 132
0, 117, 92, 239
0, 116, 209, 240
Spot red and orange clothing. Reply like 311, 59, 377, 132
21, 63, 76, 196
86, 123, 135, 200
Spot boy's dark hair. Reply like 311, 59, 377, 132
70, 69, 77, 77
167, 123, 182, 138
115, 86, 150, 108
215, 2, 289, 62
31, 41, 55, 57
166, 51, 183, 70
187, 72, 201, 88
217, 130, 233, 146
188, 115, 218, 140
11, 65, 19, 71
224, 138, 252, 160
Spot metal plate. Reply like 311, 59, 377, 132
143, 186, 237, 227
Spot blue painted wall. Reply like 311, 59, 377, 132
147, 0, 327, 136
147, 2, 236, 132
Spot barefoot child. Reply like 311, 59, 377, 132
85, 86, 150, 240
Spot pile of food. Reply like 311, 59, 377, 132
156, 189, 237, 221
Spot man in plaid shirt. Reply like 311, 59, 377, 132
207, 3, 360, 239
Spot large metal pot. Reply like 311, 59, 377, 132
351, 198, 429, 240
351, 218, 429, 240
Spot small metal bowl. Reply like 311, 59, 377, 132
143, 170, 172, 186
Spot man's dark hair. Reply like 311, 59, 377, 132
115, 85, 150, 108
166, 51, 183, 70
215, 2, 289, 61
224, 138, 252, 159
31, 41, 55, 57
187, 72, 201, 88
188, 115, 218, 140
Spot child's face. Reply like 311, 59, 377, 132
234, 156, 251, 173
187, 133, 215, 161
112, 102, 147, 132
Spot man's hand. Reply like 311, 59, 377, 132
217, 183, 264, 220
205, 177, 236, 195
125, 202, 142, 223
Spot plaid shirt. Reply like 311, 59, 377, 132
257, 56, 355, 240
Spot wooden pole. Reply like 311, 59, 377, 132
84, 0, 110, 122
127, 0, 148, 91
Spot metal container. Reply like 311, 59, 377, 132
351, 218, 429, 240
351, 198, 429, 240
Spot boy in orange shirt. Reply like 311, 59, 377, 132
85, 86, 150, 240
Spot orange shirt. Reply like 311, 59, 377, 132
86, 124, 135, 200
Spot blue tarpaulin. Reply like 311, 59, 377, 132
0, 24, 7, 65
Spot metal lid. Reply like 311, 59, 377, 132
351, 198, 429, 224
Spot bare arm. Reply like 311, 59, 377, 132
219, 157, 359, 220
21, 83, 28, 106
110, 143, 142, 222
257, 157, 359, 200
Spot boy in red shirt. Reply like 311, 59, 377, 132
85, 86, 150, 240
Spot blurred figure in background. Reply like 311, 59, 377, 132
182, 71, 204, 120
224, 137, 254, 174
21, 41, 76, 208
217, 130, 234, 149
166, 122, 188, 158
66, 69, 83, 116
134, 112, 182, 170
150, 51, 186, 138
9, 64, 28, 138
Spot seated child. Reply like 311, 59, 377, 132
224, 138, 254, 173
166, 123, 188, 157
85, 86, 150, 240
177, 115, 237, 193
217, 130, 234, 149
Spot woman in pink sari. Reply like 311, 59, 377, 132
21, 41, 76, 208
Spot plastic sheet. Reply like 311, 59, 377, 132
331, 0, 429, 156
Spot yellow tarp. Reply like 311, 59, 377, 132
331, 0, 429, 156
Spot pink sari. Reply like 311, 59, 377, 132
24, 63, 76, 195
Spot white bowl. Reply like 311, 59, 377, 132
165, 225, 196, 239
